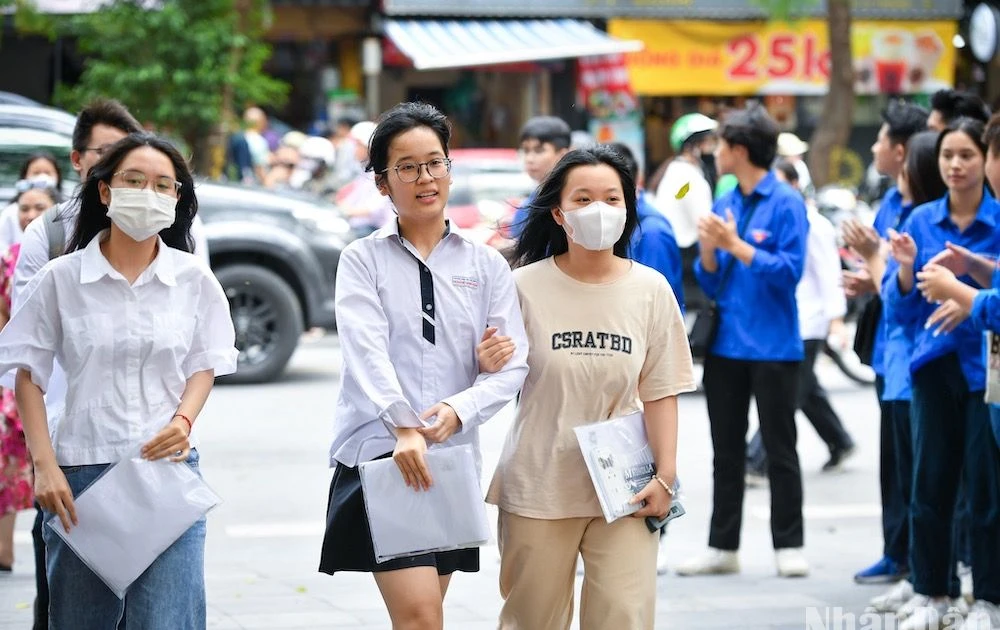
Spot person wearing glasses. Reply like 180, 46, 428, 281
0, 133, 237, 630
320, 102, 528, 630
5, 99, 213, 630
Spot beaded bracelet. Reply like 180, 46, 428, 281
653, 475, 676, 497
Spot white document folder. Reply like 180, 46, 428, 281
359, 444, 490, 563
47, 452, 222, 598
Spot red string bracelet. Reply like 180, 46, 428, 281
173, 413, 193, 434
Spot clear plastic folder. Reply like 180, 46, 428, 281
359, 444, 490, 563
47, 450, 222, 598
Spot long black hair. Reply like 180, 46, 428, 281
904, 130, 946, 207
67, 133, 197, 254
512, 145, 638, 268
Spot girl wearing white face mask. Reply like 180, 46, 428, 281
485, 146, 695, 630
0, 133, 237, 630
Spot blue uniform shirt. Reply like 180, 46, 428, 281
884, 192, 1000, 390
970, 264, 1000, 332
870, 187, 910, 377
630, 190, 685, 312
694, 172, 808, 361
880, 257, 917, 401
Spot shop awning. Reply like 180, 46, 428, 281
384, 19, 644, 70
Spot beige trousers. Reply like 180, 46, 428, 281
497, 509, 658, 630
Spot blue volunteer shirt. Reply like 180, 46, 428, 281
877, 195, 918, 401
694, 171, 808, 361
970, 264, 1000, 332
884, 191, 1000, 390
630, 190, 685, 312
880, 257, 917, 402
870, 187, 909, 378
970, 265, 1000, 447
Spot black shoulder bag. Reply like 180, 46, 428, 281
689, 199, 759, 359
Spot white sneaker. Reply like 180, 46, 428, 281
675, 549, 740, 576
898, 595, 932, 620
867, 580, 915, 613
656, 540, 670, 575
959, 600, 1000, 629
898, 598, 969, 630
775, 548, 809, 577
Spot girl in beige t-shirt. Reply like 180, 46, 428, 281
485, 146, 695, 630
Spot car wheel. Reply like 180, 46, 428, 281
215, 264, 303, 384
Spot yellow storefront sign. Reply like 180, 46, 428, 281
609, 19, 956, 96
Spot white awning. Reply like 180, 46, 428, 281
385, 19, 644, 70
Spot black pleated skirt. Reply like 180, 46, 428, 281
318, 453, 480, 575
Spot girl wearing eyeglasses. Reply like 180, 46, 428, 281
320, 102, 528, 630
0, 133, 237, 630
0, 177, 58, 573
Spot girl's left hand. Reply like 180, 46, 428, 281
141, 417, 190, 462
916, 264, 960, 304
629, 478, 673, 520
417, 403, 461, 444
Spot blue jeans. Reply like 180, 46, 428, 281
42, 450, 207, 630
910, 355, 1000, 603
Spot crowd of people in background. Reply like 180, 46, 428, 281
2, 86, 1000, 630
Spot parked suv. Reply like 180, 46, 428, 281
196, 182, 352, 383
0, 125, 354, 383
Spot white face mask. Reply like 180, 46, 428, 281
106, 188, 177, 242
559, 201, 627, 251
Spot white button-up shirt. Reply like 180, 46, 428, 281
0, 230, 238, 465
797, 206, 847, 340
330, 220, 529, 469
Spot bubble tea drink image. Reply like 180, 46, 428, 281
910, 31, 944, 91
872, 30, 912, 93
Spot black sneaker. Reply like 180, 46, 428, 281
821, 444, 856, 472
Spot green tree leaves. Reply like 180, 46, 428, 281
51, 0, 288, 170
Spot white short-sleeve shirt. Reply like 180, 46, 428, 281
0, 230, 238, 465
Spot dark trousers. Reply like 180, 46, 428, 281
910, 354, 1000, 602
747, 340, 854, 469
875, 376, 912, 567
704, 355, 804, 550
32, 506, 47, 630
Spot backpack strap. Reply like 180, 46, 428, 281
42, 205, 66, 260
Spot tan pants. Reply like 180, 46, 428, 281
497, 509, 658, 630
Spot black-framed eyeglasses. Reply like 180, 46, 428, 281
82, 146, 110, 157
112, 169, 182, 197
381, 157, 451, 183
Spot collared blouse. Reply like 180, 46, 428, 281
0, 230, 237, 465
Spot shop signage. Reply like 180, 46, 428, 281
382, 0, 961, 20
610, 19, 956, 96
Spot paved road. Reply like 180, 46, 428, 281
1, 334, 893, 629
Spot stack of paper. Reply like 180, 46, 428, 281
359, 444, 490, 563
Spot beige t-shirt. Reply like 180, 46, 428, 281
486, 257, 695, 519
